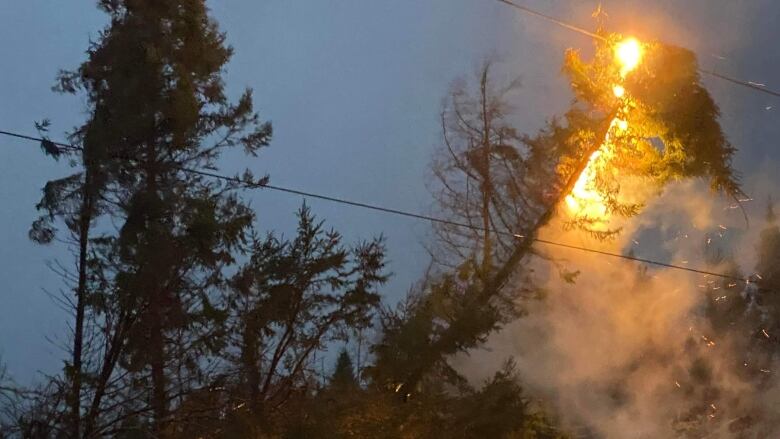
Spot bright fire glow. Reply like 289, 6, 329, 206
565, 150, 607, 217
615, 38, 642, 77
564, 37, 644, 224
564, 119, 621, 219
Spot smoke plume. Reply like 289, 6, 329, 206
456, 179, 780, 438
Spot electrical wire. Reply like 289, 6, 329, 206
494, 0, 780, 99
495, 0, 605, 41
0, 128, 759, 285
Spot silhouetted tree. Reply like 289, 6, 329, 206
330, 349, 358, 391
5, 8, 755, 439
25, 0, 271, 437
29, 112, 109, 439
430, 61, 530, 274
383, 29, 745, 413
224, 205, 387, 428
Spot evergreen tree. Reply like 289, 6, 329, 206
330, 349, 358, 390
374, 29, 746, 430
223, 205, 387, 431
28, 1, 271, 436
29, 113, 106, 439
430, 61, 532, 274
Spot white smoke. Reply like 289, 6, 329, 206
454, 179, 780, 438
452, 2, 780, 435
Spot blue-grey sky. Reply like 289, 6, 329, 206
1, 0, 778, 383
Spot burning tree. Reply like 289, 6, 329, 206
379, 29, 745, 414
561, 34, 744, 236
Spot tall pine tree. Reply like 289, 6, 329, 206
35, 1, 271, 436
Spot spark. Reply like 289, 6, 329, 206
613, 85, 626, 98
675, 381, 681, 388
615, 38, 643, 77
767, 106, 774, 111
748, 81, 767, 87
718, 224, 728, 230
761, 369, 772, 374
762, 329, 770, 339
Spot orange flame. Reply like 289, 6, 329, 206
564, 37, 644, 224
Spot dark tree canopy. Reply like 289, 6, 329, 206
3, 5, 764, 439
330, 349, 358, 390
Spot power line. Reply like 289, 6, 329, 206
0, 129, 76, 149
495, 0, 604, 41
699, 69, 780, 99
187, 168, 756, 283
0, 128, 758, 285
185, 167, 514, 239
532, 238, 746, 281
494, 0, 780, 99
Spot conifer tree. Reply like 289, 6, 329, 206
31, 1, 271, 436
390, 29, 745, 406
330, 349, 358, 390
225, 205, 386, 423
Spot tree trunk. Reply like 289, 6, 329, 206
401, 114, 616, 393
150, 305, 168, 437
241, 316, 261, 413
82, 311, 131, 438
479, 65, 492, 276
70, 176, 95, 439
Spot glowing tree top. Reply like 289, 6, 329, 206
557, 33, 743, 236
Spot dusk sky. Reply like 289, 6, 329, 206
1, 0, 778, 383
